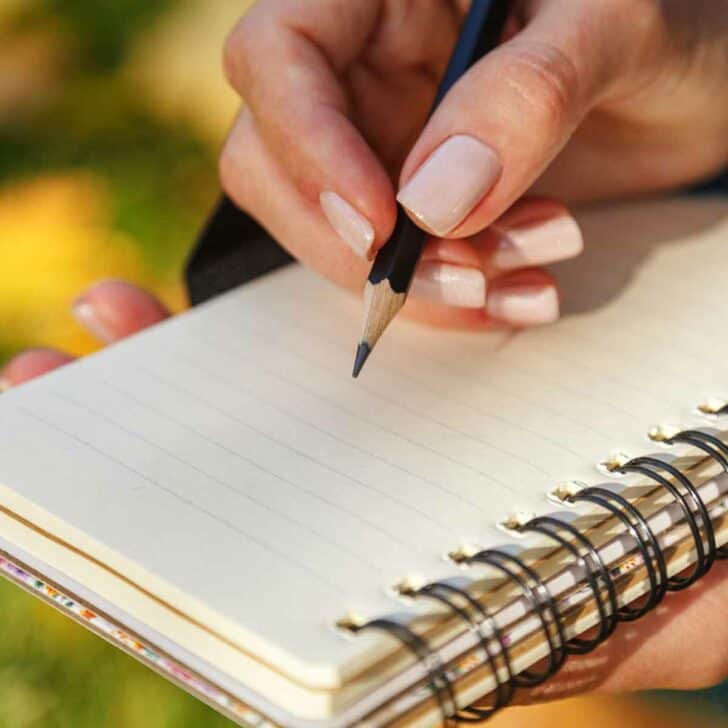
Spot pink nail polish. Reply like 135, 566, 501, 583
320, 191, 375, 258
72, 299, 115, 343
410, 262, 486, 308
487, 284, 559, 325
491, 214, 583, 270
397, 135, 501, 236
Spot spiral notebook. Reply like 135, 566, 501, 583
1, 196, 727, 727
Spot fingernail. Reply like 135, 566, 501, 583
0, 377, 10, 393
410, 262, 486, 308
72, 299, 115, 343
492, 214, 583, 270
320, 191, 375, 258
487, 283, 559, 325
397, 135, 501, 236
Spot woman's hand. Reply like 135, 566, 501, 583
0, 281, 169, 390
220, 0, 728, 329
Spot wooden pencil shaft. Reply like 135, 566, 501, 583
361, 281, 406, 349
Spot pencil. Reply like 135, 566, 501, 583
353, 0, 512, 378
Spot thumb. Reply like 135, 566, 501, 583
397, 0, 630, 238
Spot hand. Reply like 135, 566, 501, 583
2, 279, 727, 700
0, 281, 169, 390
220, 0, 728, 330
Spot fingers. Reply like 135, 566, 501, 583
222, 99, 581, 331
222, 111, 580, 330
220, 0, 593, 331
475, 197, 583, 278
221, 109, 373, 290
222, 0, 396, 259
408, 261, 560, 329
397, 0, 630, 238
408, 198, 581, 327
0, 349, 74, 390
487, 269, 560, 327
72, 280, 170, 343
1, 281, 170, 391
222, 109, 580, 329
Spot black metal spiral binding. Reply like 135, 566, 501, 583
349, 617, 458, 725
347, 425, 727, 725
411, 581, 515, 719
569, 487, 667, 619
617, 455, 716, 582
666, 429, 728, 463
658, 428, 728, 559
518, 516, 618, 650
466, 549, 568, 686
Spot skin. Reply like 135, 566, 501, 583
2, 0, 728, 704
218, 0, 728, 328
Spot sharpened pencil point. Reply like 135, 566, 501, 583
352, 342, 371, 378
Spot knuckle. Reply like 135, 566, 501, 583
499, 42, 579, 132
222, 26, 243, 89
222, 14, 261, 92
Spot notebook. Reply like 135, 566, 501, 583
1, 196, 727, 727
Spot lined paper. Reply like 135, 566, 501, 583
0, 196, 727, 683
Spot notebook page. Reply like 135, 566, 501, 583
0, 196, 726, 687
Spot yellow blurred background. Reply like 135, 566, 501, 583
0, 2, 724, 727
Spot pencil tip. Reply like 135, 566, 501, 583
352, 342, 371, 378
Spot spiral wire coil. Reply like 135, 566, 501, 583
348, 423, 728, 724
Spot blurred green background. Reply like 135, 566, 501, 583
0, 2, 246, 725
0, 2, 725, 727
0, 0, 246, 365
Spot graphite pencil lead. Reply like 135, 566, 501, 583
352, 342, 371, 378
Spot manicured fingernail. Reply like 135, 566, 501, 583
492, 214, 583, 270
487, 283, 559, 325
397, 135, 501, 236
72, 299, 115, 343
0, 377, 10, 393
410, 262, 486, 308
320, 191, 375, 258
